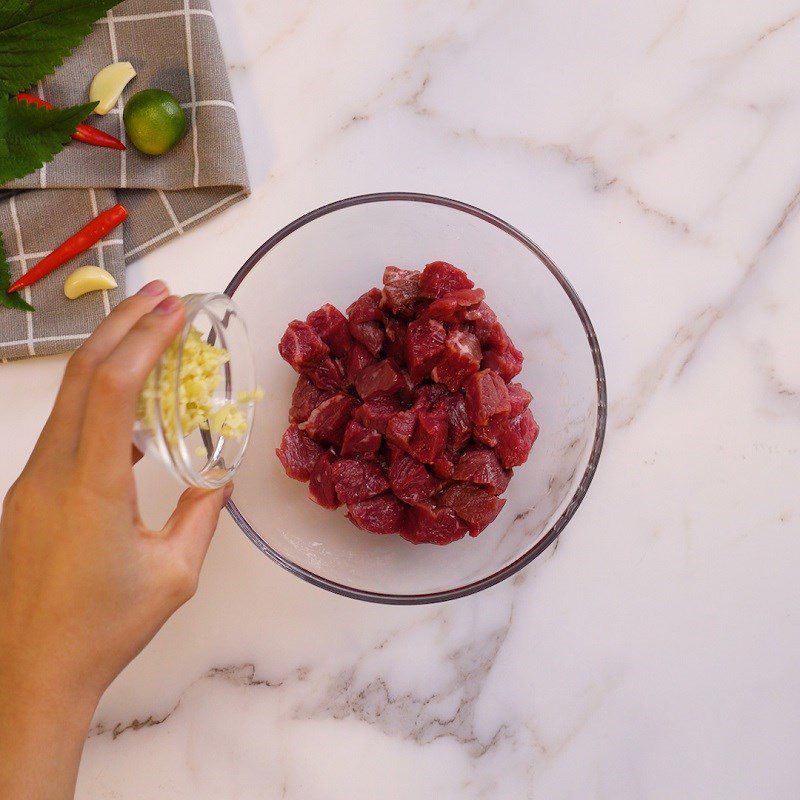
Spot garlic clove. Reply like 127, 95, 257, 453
64, 266, 118, 299
89, 62, 137, 115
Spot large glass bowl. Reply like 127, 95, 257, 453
225, 193, 606, 604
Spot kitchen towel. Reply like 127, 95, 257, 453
0, 0, 248, 361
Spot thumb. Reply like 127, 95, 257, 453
163, 483, 233, 573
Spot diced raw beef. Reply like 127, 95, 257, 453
348, 320, 384, 357
486, 321, 513, 353
388, 451, 439, 506
343, 342, 376, 384
473, 413, 509, 447
440, 483, 506, 534
340, 419, 382, 458
276, 424, 325, 481
381, 266, 421, 315
347, 288, 383, 323
384, 316, 408, 362
289, 375, 333, 424
302, 356, 345, 391
306, 303, 352, 357
386, 410, 417, 451
440, 392, 472, 451
354, 359, 406, 399
495, 408, 539, 468
431, 452, 455, 479
402, 503, 469, 545
431, 330, 482, 391
507, 382, 533, 417
465, 369, 511, 425
308, 452, 340, 509
304, 393, 358, 446
424, 288, 486, 322
409, 406, 448, 464
406, 318, 447, 382
419, 261, 474, 299
412, 382, 451, 409
347, 493, 407, 535
452, 446, 511, 494
278, 320, 329, 370
482, 345, 524, 382
464, 302, 498, 344
354, 394, 405, 434
331, 458, 390, 504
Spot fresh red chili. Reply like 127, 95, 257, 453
8, 204, 128, 294
16, 93, 126, 151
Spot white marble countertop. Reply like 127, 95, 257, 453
3, 1, 800, 797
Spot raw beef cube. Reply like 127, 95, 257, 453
355, 394, 405, 434
302, 356, 345, 391
384, 316, 408, 362
347, 288, 383, 323
452, 446, 512, 495
424, 288, 486, 322
419, 261, 474, 299
276, 424, 325, 481
354, 359, 406, 399
403, 503, 469, 545
495, 408, 539, 468
386, 410, 417, 451
440, 392, 472, 451
304, 393, 358, 446
440, 483, 506, 534
473, 413, 509, 448
464, 302, 498, 344
432, 452, 456, 479
343, 342, 376, 384
431, 330, 482, 391
307, 304, 352, 357
308, 452, 340, 509
347, 493, 407, 535
388, 451, 439, 506
486, 321, 514, 353
381, 266, 421, 316
348, 320, 384, 357
289, 375, 333, 424
507, 382, 533, 417
465, 369, 511, 426
331, 458, 390, 504
482, 345, 524, 382
406, 318, 447, 382
341, 419, 382, 458
278, 320, 329, 370
409, 406, 448, 464
412, 382, 451, 411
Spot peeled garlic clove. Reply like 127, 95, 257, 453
89, 61, 136, 115
64, 266, 118, 299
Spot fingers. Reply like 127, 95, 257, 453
38, 281, 169, 456
77, 295, 186, 475
163, 484, 232, 579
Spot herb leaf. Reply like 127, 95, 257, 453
0, 230, 33, 311
0, 96, 96, 185
0, 0, 121, 95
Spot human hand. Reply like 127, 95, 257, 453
0, 281, 231, 799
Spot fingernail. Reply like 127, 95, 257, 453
223, 482, 234, 502
153, 295, 182, 315
137, 279, 167, 297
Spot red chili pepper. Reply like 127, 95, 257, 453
8, 204, 128, 294
16, 93, 126, 151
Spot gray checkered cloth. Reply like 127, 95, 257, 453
0, 0, 248, 360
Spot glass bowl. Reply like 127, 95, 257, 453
225, 193, 606, 604
133, 293, 257, 489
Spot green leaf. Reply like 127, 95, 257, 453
0, 230, 34, 312
0, 0, 122, 94
0, 96, 96, 184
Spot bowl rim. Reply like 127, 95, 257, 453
224, 191, 607, 605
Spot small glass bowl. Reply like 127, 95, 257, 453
133, 293, 257, 489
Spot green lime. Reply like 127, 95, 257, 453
123, 89, 186, 156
